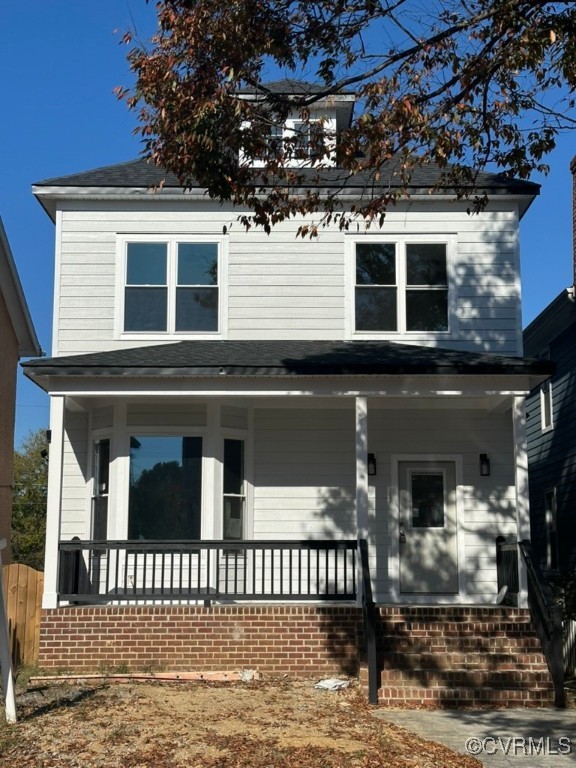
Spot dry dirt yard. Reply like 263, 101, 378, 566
0, 678, 482, 768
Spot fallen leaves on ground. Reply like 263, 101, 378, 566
0, 679, 482, 767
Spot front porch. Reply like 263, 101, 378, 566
45, 536, 560, 708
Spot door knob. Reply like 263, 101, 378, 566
399, 529, 406, 543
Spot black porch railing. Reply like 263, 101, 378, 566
58, 539, 358, 604
358, 539, 378, 705
518, 540, 565, 708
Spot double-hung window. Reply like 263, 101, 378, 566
352, 238, 450, 334
122, 237, 222, 335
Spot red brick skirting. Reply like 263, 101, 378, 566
39, 604, 555, 706
39, 604, 361, 676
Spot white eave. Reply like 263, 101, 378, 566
32, 184, 536, 222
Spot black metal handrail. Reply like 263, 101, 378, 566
358, 539, 378, 705
58, 539, 357, 604
518, 540, 565, 708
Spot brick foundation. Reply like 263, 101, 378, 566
38, 604, 361, 677
39, 604, 555, 707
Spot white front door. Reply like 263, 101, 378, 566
398, 461, 458, 594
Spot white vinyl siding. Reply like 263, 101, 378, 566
60, 410, 89, 539
53, 200, 522, 355
253, 408, 356, 539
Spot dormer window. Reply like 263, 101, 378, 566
265, 124, 284, 158
258, 119, 328, 164
290, 121, 324, 160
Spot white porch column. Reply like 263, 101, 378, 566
512, 395, 530, 608
42, 395, 65, 609
203, 402, 219, 539
355, 396, 369, 607
355, 396, 369, 542
109, 401, 127, 540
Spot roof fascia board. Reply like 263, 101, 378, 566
33, 186, 535, 223
26, 372, 544, 397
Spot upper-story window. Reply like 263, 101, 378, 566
351, 238, 451, 335
121, 237, 224, 336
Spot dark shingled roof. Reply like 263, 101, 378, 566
23, 340, 554, 379
34, 157, 539, 197
237, 79, 356, 96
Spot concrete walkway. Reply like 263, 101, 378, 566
373, 708, 575, 766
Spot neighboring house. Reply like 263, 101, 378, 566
0, 218, 42, 561
524, 159, 576, 575
23, 83, 557, 705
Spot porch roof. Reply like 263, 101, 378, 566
23, 340, 553, 382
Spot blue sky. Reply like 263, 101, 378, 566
2, 2, 574, 449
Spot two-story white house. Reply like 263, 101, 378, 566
24, 82, 557, 706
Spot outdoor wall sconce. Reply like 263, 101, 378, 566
368, 453, 377, 476
479, 453, 491, 477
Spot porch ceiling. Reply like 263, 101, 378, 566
23, 340, 553, 396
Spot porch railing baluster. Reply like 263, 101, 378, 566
57, 539, 358, 604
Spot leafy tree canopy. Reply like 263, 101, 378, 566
119, 0, 576, 232
12, 429, 48, 571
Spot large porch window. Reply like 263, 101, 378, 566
128, 436, 202, 540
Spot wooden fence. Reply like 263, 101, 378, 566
1, 564, 43, 666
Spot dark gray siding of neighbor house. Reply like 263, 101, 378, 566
525, 292, 576, 572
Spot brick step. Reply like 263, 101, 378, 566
378, 668, 552, 688
380, 651, 544, 671
375, 685, 555, 708
376, 608, 533, 622
376, 628, 540, 650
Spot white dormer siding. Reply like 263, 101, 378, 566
49, 196, 524, 356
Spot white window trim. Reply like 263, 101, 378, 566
115, 234, 228, 340
540, 381, 553, 432
345, 234, 457, 340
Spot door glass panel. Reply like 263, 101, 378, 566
128, 436, 202, 540
410, 471, 445, 528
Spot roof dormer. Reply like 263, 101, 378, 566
237, 79, 356, 169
